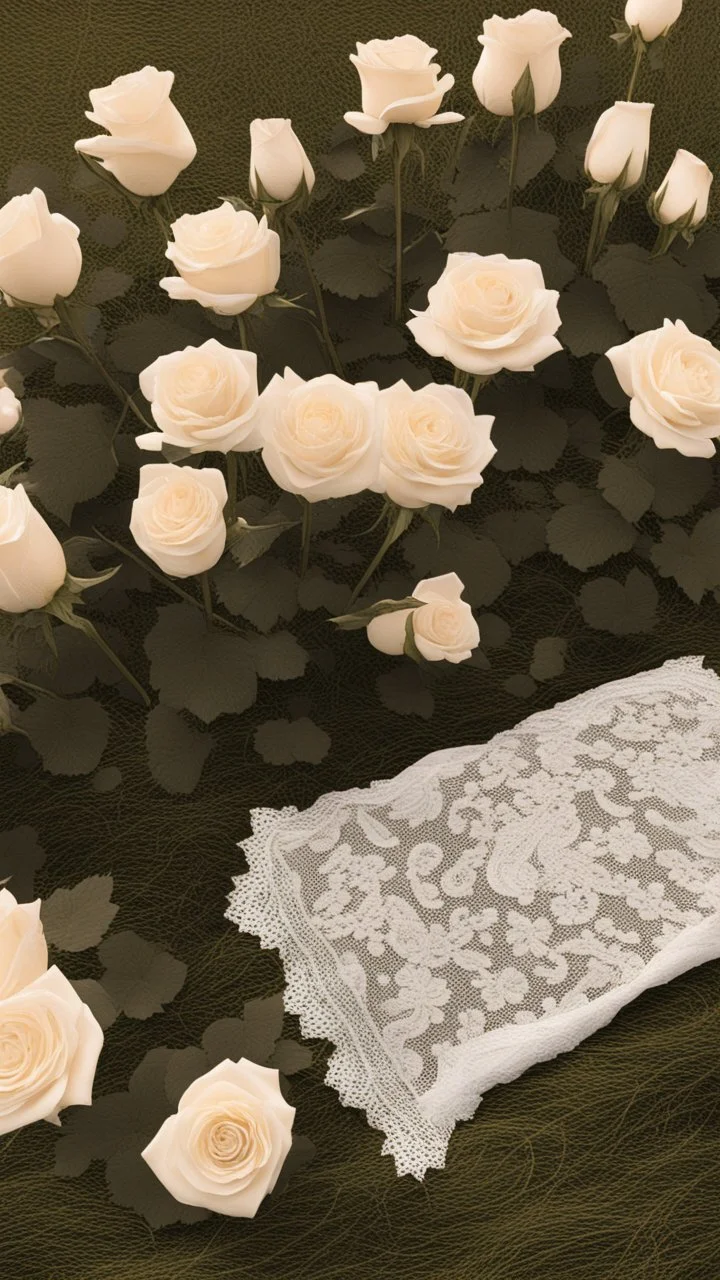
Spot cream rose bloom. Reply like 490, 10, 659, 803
0, 484, 67, 613
472, 10, 571, 117
0, 890, 48, 1001
585, 102, 654, 189
0, 966, 103, 1135
368, 573, 479, 663
625, 0, 683, 43
0, 386, 22, 435
142, 1058, 295, 1218
0, 188, 82, 308
606, 319, 720, 458
75, 66, 196, 197
137, 341, 260, 455
374, 381, 495, 511
256, 369, 379, 502
249, 119, 315, 202
652, 150, 713, 228
344, 35, 463, 136
130, 464, 228, 577
408, 252, 561, 376
160, 204, 281, 316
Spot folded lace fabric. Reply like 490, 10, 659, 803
227, 657, 720, 1178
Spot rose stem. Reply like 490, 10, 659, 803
91, 528, 245, 634
471, 374, 491, 403
299, 497, 313, 577
225, 452, 238, 526
236, 312, 249, 350
287, 214, 344, 378
506, 115, 521, 227
53, 299, 152, 431
199, 572, 214, 631
583, 196, 611, 274
59, 610, 151, 706
626, 42, 644, 101
348, 514, 406, 607
392, 146, 405, 323
150, 201, 172, 243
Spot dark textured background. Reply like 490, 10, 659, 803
2, 2, 720, 1278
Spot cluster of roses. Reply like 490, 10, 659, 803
1, 0, 720, 676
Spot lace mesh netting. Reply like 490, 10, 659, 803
227, 657, 720, 1178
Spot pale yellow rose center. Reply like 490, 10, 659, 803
0, 1008, 67, 1110
414, 601, 465, 647
279, 390, 368, 474
387, 398, 468, 470
190, 1102, 273, 1185
146, 480, 220, 544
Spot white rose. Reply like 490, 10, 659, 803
256, 369, 379, 502
606, 319, 720, 458
374, 380, 495, 511
585, 101, 654, 189
625, 0, 683, 43
0, 966, 103, 1135
130, 464, 228, 578
249, 119, 315, 202
137, 341, 260, 455
75, 66, 196, 198
0, 188, 81, 308
472, 9, 571, 117
408, 252, 562, 376
0, 386, 22, 435
652, 150, 712, 227
344, 35, 463, 136
142, 1058, 295, 1218
160, 204, 281, 316
0, 484, 67, 614
367, 573, 479, 663
0, 889, 48, 1001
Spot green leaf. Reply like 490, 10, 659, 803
0, 825, 46, 901
92, 765, 123, 793
597, 457, 654, 523
593, 355, 628, 409
650, 512, 720, 603
319, 140, 365, 181
227, 513, 297, 568
268, 1039, 314, 1075
32, 336, 104, 387
109, 315, 199, 375
98, 930, 187, 1019
311, 235, 391, 298
212, 557, 299, 633
376, 665, 434, 718
330, 596, 422, 631
448, 125, 556, 216
676, 226, 720, 277
145, 603, 257, 724
146, 704, 214, 794
445, 208, 575, 289
19, 695, 110, 775
84, 268, 134, 305
530, 637, 567, 681
403, 522, 511, 607
578, 568, 658, 634
547, 492, 636, 570
297, 568, 351, 615
593, 244, 718, 335
637, 442, 713, 518
484, 510, 547, 564
561, 54, 603, 107
254, 717, 331, 765
250, 631, 308, 680
490, 393, 568, 473
106, 1148, 209, 1229
41, 874, 118, 951
559, 277, 628, 357
478, 613, 511, 649
70, 978, 119, 1030
273, 1134, 317, 1195
23, 400, 117, 522
504, 674, 537, 699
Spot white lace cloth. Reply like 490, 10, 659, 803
226, 657, 720, 1178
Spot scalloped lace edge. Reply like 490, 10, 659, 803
226, 657, 720, 1178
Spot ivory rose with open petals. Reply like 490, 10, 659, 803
160, 204, 281, 316
137, 341, 260, 454
472, 10, 571, 117
344, 35, 463, 135
367, 573, 479, 663
408, 252, 561, 376
75, 66, 196, 197
606, 319, 720, 458
374, 381, 495, 511
130, 464, 228, 577
0, 188, 81, 308
0, 966, 103, 1135
256, 369, 380, 502
142, 1058, 295, 1217
0, 889, 48, 1001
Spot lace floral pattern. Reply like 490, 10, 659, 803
227, 658, 720, 1177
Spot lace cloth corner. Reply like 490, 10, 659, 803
226, 657, 720, 1178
